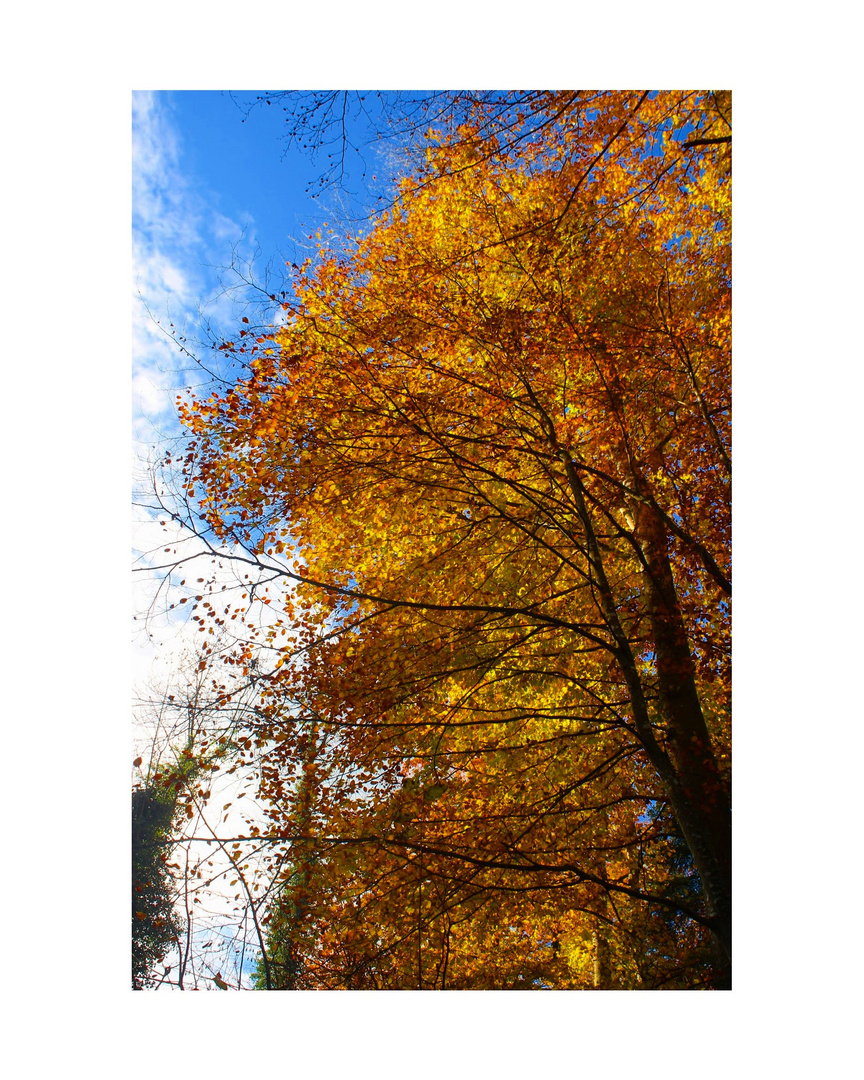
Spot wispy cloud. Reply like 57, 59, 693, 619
132, 91, 252, 454
132, 92, 253, 682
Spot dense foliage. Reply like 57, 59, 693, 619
132, 785, 182, 989
171, 91, 731, 989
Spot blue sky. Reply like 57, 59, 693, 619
133, 91, 327, 453
167, 91, 312, 252
133, 92, 301, 692
165, 91, 393, 245
131, 91, 407, 684
132, 90, 406, 456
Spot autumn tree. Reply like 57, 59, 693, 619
166, 90, 731, 988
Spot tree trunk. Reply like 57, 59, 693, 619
634, 496, 732, 969
593, 920, 610, 989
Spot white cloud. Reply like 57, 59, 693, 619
132, 91, 263, 678
132, 91, 254, 454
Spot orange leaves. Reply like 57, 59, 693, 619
174, 92, 730, 989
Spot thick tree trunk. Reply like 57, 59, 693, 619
542, 403, 732, 977
634, 497, 731, 971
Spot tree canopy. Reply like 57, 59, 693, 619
163, 90, 731, 989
